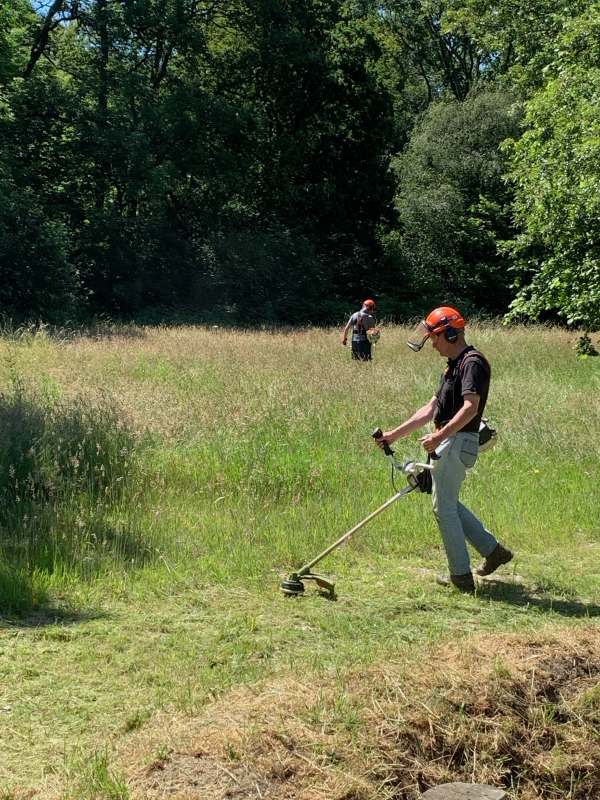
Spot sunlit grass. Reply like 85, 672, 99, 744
0, 323, 598, 795
1, 322, 599, 595
1, 321, 599, 596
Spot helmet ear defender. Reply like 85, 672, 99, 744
444, 327, 458, 343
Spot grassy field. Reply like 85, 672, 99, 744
0, 323, 599, 799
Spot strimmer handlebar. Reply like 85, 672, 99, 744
372, 427, 394, 456
373, 426, 440, 461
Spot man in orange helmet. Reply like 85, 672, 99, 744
341, 299, 377, 361
375, 306, 512, 593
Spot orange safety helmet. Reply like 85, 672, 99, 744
407, 306, 465, 351
362, 298, 376, 311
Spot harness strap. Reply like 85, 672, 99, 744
435, 349, 490, 429
459, 350, 491, 377
353, 313, 370, 340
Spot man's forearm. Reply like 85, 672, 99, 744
388, 402, 435, 440
436, 402, 478, 440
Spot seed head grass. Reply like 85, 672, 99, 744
0, 323, 598, 796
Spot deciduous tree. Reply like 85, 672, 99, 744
504, 5, 600, 330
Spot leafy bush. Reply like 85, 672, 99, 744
575, 334, 599, 357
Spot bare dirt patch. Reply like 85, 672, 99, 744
121, 626, 600, 799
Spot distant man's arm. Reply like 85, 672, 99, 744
341, 317, 353, 345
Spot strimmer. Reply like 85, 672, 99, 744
280, 429, 437, 599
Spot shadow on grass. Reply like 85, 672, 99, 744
0, 518, 156, 619
480, 578, 600, 618
0, 606, 110, 630
0, 561, 114, 624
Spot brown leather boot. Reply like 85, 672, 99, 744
436, 572, 475, 593
476, 543, 513, 576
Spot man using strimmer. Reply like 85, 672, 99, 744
375, 306, 513, 592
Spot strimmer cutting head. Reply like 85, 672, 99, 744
280, 574, 305, 595
280, 572, 336, 599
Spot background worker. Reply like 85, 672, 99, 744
375, 306, 513, 592
341, 299, 377, 360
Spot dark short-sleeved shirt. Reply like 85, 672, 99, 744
433, 346, 490, 433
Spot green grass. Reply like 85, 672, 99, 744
0, 323, 599, 797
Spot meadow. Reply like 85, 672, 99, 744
0, 323, 599, 800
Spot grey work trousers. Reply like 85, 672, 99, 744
431, 432, 497, 575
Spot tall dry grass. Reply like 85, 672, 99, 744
0, 322, 598, 610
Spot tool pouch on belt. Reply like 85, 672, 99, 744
478, 418, 497, 452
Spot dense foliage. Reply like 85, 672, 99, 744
387, 88, 521, 316
505, 4, 600, 329
0, 0, 598, 327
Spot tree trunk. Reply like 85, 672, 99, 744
24, 0, 68, 78
96, 0, 110, 210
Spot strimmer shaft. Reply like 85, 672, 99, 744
298, 483, 415, 576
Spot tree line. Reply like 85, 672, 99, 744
0, 0, 598, 328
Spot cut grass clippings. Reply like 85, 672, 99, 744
112, 626, 600, 800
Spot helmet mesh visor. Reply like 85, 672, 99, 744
407, 322, 430, 352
